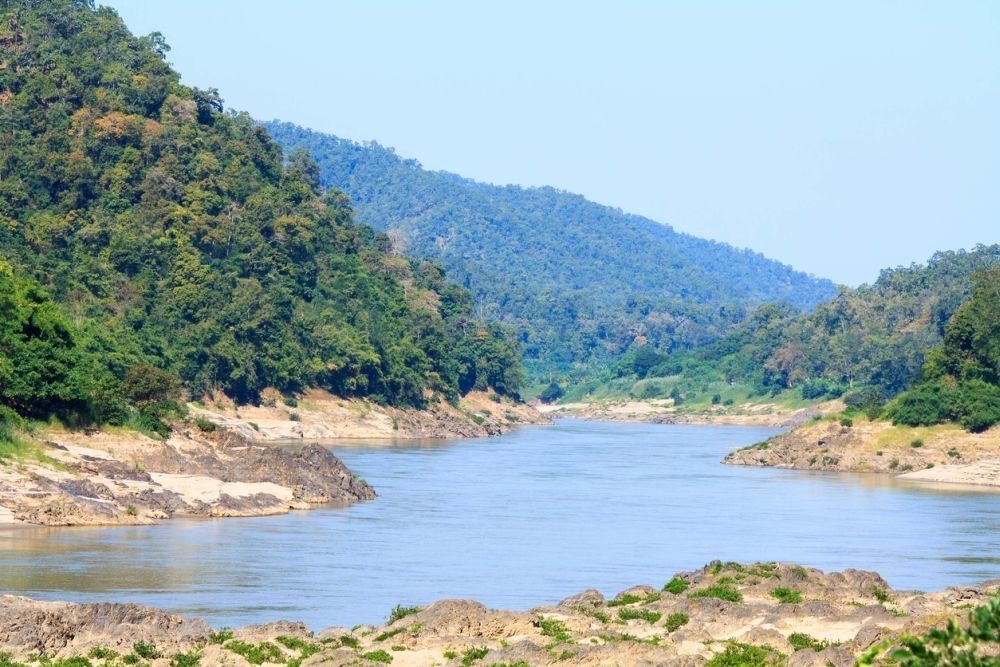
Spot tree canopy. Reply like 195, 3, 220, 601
0, 0, 522, 426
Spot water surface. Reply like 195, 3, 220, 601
1, 420, 997, 629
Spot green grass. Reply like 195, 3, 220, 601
461, 647, 489, 665
770, 587, 802, 604
274, 636, 321, 659
387, 604, 421, 624
872, 587, 892, 603
338, 635, 360, 649
86, 648, 118, 660
169, 652, 201, 667
208, 629, 234, 644
663, 577, 690, 594
689, 584, 743, 603
374, 626, 406, 642
705, 642, 785, 666
223, 641, 283, 665
132, 642, 161, 660
665, 613, 689, 632
537, 617, 572, 643
361, 649, 393, 663
617, 608, 661, 623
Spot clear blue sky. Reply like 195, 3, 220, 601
103, 1, 999, 286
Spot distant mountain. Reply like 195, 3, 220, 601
264, 122, 837, 378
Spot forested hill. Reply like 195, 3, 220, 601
264, 122, 837, 377
0, 0, 522, 429
612, 245, 1000, 407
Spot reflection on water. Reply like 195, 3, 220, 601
1, 420, 997, 629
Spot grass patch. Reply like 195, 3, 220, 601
375, 626, 406, 642
169, 652, 201, 667
223, 640, 283, 665
617, 608, 661, 623
537, 617, 572, 643
872, 587, 892, 603
275, 636, 321, 659
387, 604, 421, 624
132, 642, 161, 660
705, 642, 785, 666
361, 649, 393, 663
665, 612, 689, 632
461, 647, 489, 665
663, 577, 690, 594
689, 584, 743, 603
770, 587, 802, 604
607, 593, 645, 607
86, 648, 118, 660
338, 635, 360, 649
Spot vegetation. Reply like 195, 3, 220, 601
264, 122, 835, 379
663, 577, 690, 594
0, 0, 523, 434
567, 246, 999, 416
858, 594, 999, 666
689, 584, 743, 603
386, 604, 421, 624
664, 612, 689, 632
770, 587, 803, 604
705, 642, 785, 666
885, 269, 1000, 432
617, 608, 661, 623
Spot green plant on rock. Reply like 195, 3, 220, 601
617, 608, 661, 623
689, 584, 743, 603
705, 641, 786, 666
663, 577, 690, 594
665, 613, 690, 632
770, 587, 803, 604
387, 604, 421, 624
361, 649, 393, 663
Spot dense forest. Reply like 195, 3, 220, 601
0, 0, 522, 432
263, 122, 836, 379
585, 245, 999, 426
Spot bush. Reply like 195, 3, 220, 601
910, 438, 923, 448
663, 577, 690, 594
770, 587, 802, 604
689, 584, 743, 603
132, 642, 161, 660
617, 608, 661, 623
705, 642, 782, 666
387, 604, 421, 624
194, 417, 216, 433
839, 417, 853, 427
887, 382, 955, 427
665, 612, 689, 632
711, 394, 722, 405
538, 382, 564, 404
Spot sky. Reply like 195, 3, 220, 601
103, 1, 999, 286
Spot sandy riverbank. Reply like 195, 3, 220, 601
0, 561, 996, 666
537, 398, 844, 429
725, 417, 1000, 488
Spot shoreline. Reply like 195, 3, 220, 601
724, 417, 1000, 490
0, 562, 995, 666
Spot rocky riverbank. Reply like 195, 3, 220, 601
725, 416, 1000, 488
1, 562, 997, 666
192, 389, 548, 441
0, 424, 375, 526
537, 399, 843, 429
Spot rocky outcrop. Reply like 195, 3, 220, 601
724, 417, 1000, 488
191, 389, 550, 442
0, 425, 375, 526
1, 563, 996, 666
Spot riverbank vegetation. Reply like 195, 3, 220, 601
0, 0, 522, 434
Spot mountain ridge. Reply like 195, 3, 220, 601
264, 121, 837, 378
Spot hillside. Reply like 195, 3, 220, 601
0, 0, 523, 435
549, 245, 999, 420
263, 121, 836, 378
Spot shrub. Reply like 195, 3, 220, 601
132, 642, 161, 660
208, 629, 234, 644
387, 604, 421, 624
711, 394, 722, 405
223, 641, 283, 665
770, 587, 802, 604
705, 642, 782, 666
282, 396, 298, 407
461, 647, 489, 665
361, 649, 393, 663
663, 577, 690, 594
169, 652, 201, 667
617, 608, 661, 623
788, 632, 826, 651
608, 593, 645, 607
665, 612, 689, 632
910, 438, 923, 448
689, 584, 743, 603
886, 382, 955, 427
194, 417, 216, 432
87, 648, 118, 660
539, 382, 564, 404
537, 617, 571, 643
839, 417, 853, 427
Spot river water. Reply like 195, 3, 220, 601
1, 420, 997, 629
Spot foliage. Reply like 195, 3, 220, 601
0, 0, 522, 429
663, 577, 690, 594
387, 604, 421, 624
689, 584, 743, 603
858, 594, 999, 666
664, 612, 689, 632
887, 269, 1000, 432
770, 587, 802, 604
617, 608, 661, 623
264, 121, 836, 379
705, 642, 785, 666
